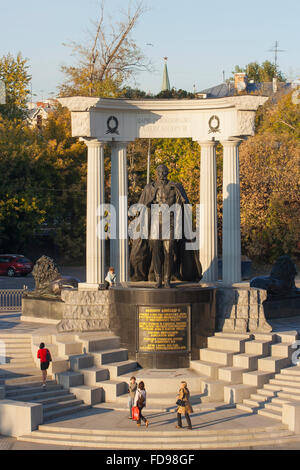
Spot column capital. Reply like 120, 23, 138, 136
110, 141, 129, 150
197, 140, 218, 147
80, 138, 105, 148
221, 139, 242, 148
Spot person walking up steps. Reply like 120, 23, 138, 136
176, 381, 193, 430
134, 381, 149, 427
37, 343, 52, 388
128, 376, 137, 419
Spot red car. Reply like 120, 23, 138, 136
0, 254, 34, 277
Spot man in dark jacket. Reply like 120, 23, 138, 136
129, 164, 202, 287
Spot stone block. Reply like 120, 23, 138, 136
216, 289, 237, 319
200, 379, 225, 401
57, 318, 110, 333
249, 289, 259, 305
224, 384, 256, 404
222, 319, 235, 332
0, 400, 43, 437
69, 385, 103, 405
57, 371, 84, 388
22, 297, 64, 321
236, 305, 249, 319
234, 319, 248, 333
258, 290, 268, 304
69, 354, 94, 371
282, 403, 300, 433
248, 318, 259, 332
61, 290, 110, 306
236, 290, 249, 306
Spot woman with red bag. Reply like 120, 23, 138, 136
134, 381, 149, 427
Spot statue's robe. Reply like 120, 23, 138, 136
129, 181, 202, 282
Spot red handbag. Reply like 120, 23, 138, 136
132, 406, 140, 421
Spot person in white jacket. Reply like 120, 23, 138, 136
134, 381, 149, 427
104, 267, 116, 290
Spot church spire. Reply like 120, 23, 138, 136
161, 57, 171, 92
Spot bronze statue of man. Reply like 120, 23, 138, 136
129, 164, 202, 288
149, 164, 185, 288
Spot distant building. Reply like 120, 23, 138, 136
26, 99, 57, 128
197, 73, 292, 99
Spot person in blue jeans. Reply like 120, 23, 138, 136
128, 376, 137, 419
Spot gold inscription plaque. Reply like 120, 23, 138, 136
138, 306, 190, 353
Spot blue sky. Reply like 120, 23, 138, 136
0, 0, 299, 100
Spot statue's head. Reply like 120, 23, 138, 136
156, 164, 169, 183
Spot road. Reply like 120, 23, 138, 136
0, 267, 86, 290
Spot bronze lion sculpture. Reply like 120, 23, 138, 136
28, 255, 79, 297
251, 255, 299, 300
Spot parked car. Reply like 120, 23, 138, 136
0, 254, 34, 277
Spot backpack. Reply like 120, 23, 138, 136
46, 349, 52, 362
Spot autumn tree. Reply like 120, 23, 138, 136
239, 91, 300, 262
59, 1, 150, 98
0, 53, 31, 120
232, 60, 285, 83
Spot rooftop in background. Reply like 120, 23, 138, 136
197, 74, 296, 99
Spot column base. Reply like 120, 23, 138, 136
78, 283, 104, 291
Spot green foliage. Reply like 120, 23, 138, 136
0, 106, 87, 262
155, 89, 196, 100
0, 53, 31, 120
232, 60, 285, 83
122, 87, 147, 99
0, 196, 46, 252
255, 90, 300, 138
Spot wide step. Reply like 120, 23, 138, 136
43, 404, 91, 422
92, 349, 128, 366
17, 428, 297, 449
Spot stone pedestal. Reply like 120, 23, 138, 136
57, 290, 110, 332
216, 287, 271, 333
79, 140, 105, 290
109, 284, 216, 369
110, 142, 129, 283
199, 141, 218, 282
222, 140, 242, 284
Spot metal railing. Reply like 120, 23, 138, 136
0, 289, 25, 313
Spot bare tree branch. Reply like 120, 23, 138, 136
59, 0, 151, 97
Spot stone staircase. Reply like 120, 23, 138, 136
0, 333, 90, 421
189, 331, 298, 405
4, 380, 90, 422
54, 330, 300, 412
237, 365, 300, 421
2, 328, 300, 428
17, 422, 300, 449
56, 333, 138, 404
0, 333, 42, 387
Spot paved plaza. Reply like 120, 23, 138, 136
1, 313, 300, 450
1, 405, 300, 450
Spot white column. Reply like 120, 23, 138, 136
198, 141, 218, 282
110, 142, 129, 283
222, 139, 242, 284
79, 140, 105, 290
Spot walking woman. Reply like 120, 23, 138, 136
134, 381, 149, 427
176, 381, 193, 430
37, 343, 51, 388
